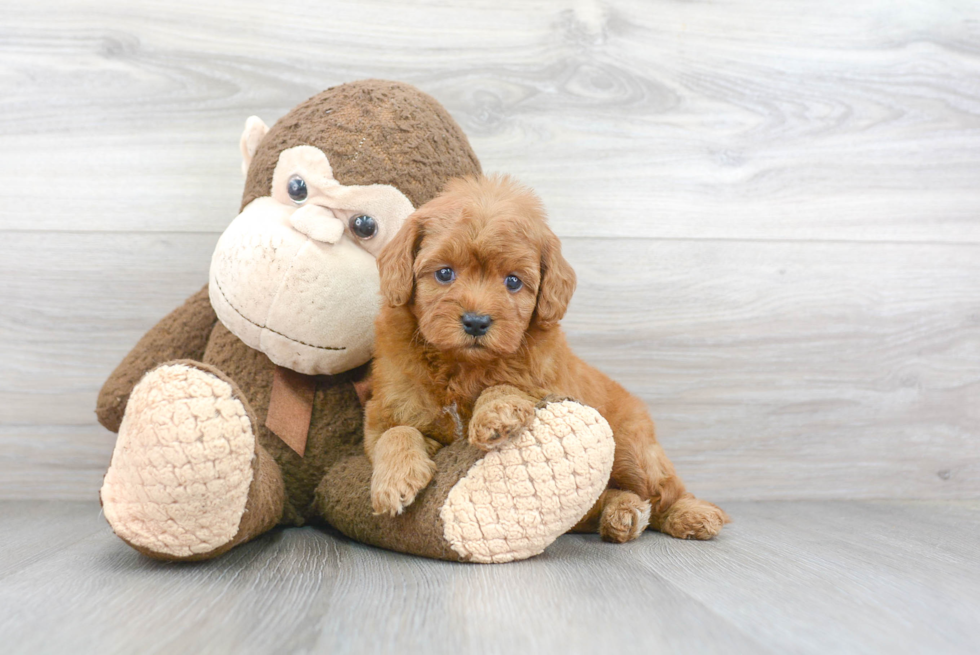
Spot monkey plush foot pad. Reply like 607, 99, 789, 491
440, 400, 615, 563
101, 364, 255, 558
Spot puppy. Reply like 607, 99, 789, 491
364, 174, 729, 542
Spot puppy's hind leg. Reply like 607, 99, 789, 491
571, 489, 651, 543
612, 420, 730, 540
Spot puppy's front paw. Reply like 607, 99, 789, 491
371, 454, 436, 516
370, 427, 437, 516
468, 396, 535, 451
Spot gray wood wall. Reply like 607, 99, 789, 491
1, 0, 978, 501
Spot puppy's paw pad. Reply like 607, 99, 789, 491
600, 495, 651, 544
370, 453, 436, 517
661, 498, 730, 540
469, 398, 535, 450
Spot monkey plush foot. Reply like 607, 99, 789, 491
443, 400, 615, 561
101, 362, 272, 560
319, 399, 616, 563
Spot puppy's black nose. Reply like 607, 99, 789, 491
461, 312, 493, 337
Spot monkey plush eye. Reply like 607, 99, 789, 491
435, 267, 456, 284
287, 175, 308, 203
505, 275, 523, 292
349, 215, 378, 240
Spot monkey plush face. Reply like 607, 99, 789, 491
208, 81, 482, 376
210, 143, 414, 374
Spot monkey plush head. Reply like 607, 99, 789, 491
209, 80, 481, 375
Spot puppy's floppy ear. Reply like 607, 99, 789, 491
377, 210, 423, 306
534, 229, 576, 325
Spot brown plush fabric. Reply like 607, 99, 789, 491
242, 80, 482, 211
316, 440, 487, 562
96, 285, 217, 433
196, 322, 365, 526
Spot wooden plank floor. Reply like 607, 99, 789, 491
0, 500, 977, 654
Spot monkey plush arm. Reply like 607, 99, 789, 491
96, 285, 218, 432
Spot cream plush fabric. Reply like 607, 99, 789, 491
101, 364, 256, 558
209, 197, 383, 376
209, 146, 416, 377
440, 400, 615, 563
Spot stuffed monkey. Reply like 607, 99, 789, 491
96, 80, 615, 563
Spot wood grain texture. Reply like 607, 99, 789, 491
1, 232, 977, 500
1, 0, 979, 501
1, 0, 979, 240
0, 500, 978, 654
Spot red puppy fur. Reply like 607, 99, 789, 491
364, 175, 729, 542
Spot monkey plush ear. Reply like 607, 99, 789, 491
534, 230, 577, 325
240, 116, 270, 176
377, 212, 423, 306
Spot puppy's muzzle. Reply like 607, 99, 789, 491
461, 312, 493, 337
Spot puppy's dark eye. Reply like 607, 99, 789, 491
505, 275, 523, 292
349, 215, 378, 240
287, 175, 308, 203
435, 267, 456, 284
